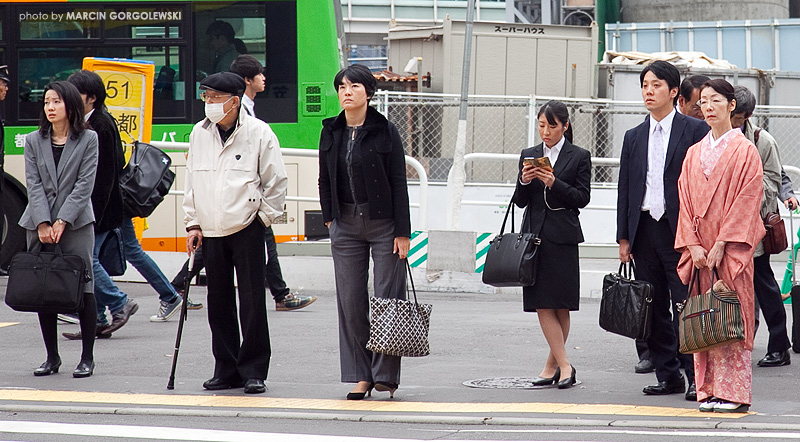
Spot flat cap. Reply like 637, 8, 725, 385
199, 72, 245, 96
0, 65, 9, 84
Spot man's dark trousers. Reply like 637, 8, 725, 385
204, 220, 271, 382
632, 214, 693, 384
753, 253, 791, 354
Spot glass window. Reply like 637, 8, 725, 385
19, 8, 101, 39
193, 1, 297, 123
18, 47, 90, 121
103, 7, 183, 39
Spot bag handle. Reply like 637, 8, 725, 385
617, 259, 638, 280
405, 259, 418, 306
499, 198, 518, 235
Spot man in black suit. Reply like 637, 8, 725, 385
617, 61, 709, 401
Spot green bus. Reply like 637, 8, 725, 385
0, 0, 345, 265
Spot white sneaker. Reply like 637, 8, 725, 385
699, 398, 718, 412
714, 400, 749, 413
149, 297, 183, 322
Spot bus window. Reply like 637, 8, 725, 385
19, 8, 101, 40
17, 47, 90, 121
103, 7, 182, 39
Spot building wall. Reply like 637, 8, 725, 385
621, 0, 789, 22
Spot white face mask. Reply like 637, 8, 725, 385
204, 96, 234, 123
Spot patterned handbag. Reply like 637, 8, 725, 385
366, 260, 432, 357
678, 268, 745, 354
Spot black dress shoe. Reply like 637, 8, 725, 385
73, 360, 94, 378
203, 377, 244, 390
557, 366, 577, 389
531, 367, 561, 386
643, 374, 685, 395
635, 359, 655, 374
244, 379, 266, 394
685, 382, 697, 401
63, 324, 112, 340
757, 351, 791, 367
34, 358, 62, 376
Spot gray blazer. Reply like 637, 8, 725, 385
19, 129, 98, 231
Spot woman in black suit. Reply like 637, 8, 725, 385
513, 100, 591, 389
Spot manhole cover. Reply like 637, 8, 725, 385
463, 377, 582, 389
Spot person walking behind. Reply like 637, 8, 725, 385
675, 79, 765, 413
318, 64, 411, 400
513, 100, 590, 389
20, 81, 98, 378
184, 72, 287, 394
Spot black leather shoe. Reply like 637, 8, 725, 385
73, 360, 94, 378
203, 377, 244, 390
63, 324, 112, 340
34, 358, 62, 376
635, 359, 655, 374
643, 374, 685, 395
557, 366, 577, 389
757, 351, 791, 367
685, 382, 697, 401
531, 367, 561, 386
244, 379, 266, 394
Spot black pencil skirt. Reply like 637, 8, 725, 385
522, 236, 580, 312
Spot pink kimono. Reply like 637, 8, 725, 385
675, 130, 765, 405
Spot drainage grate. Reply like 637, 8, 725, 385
463, 377, 582, 389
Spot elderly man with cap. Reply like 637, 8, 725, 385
184, 72, 287, 394
0, 66, 8, 273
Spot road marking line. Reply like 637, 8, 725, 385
0, 389, 747, 418
422, 428, 800, 439
0, 323, 19, 328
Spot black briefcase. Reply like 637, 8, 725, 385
482, 200, 541, 287
5, 244, 89, 314
119, 141, 175, 218
99, 227, 126, 277
599, 261, 654, 340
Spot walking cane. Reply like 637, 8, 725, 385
167, 243, 197, 390
791, 205, 800, 352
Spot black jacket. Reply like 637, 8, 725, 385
318, 106, 411, 237
512, 140, 591, 244
616, 112, 709, 249
88, 107, 124, 233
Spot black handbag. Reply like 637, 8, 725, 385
99, 227, 126, 277
5, 243, 89, 314
599, 260, 653, 340
481, 199, 541, 287
119, 140, 175, 218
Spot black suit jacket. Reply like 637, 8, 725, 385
87, 108, 125, 233
616, 112, 709, 249
512, 140, 591, 244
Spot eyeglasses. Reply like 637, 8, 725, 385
200, 92, 232, 103
696, 98, 728, 108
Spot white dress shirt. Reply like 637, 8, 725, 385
642, 108, 675, 212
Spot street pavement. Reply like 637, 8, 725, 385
1, 255, 800, 435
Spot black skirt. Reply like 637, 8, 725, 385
522, 236, 580, 312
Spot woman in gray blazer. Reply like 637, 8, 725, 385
18, 81, 98, 378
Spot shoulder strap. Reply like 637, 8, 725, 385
755, 128, 761, 145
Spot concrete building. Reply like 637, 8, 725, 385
620, 0, 790, 23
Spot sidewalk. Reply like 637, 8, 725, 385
0, 255, 799, 430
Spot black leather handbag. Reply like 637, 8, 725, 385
99, 227, 126, 277
482, 200, 541, 287
119, 141, 175, 218
599, 261, 653, 340
5, 243, 90, 314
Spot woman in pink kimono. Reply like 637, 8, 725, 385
675, 79, 765, 413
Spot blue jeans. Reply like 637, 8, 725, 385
120, 217, 179, 303
93, 230, 128, 325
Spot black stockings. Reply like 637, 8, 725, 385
37, 293, 97, 363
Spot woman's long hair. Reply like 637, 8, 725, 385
38, 81, 85, 140
537, 100, 573, 144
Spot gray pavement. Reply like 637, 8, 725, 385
0, 255, 799, 431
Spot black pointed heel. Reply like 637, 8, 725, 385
531, 367, 561, 386
73, 360, 94, 378
34, 358, 62, 376
347, 382, 374, 400
557, 365, 576, 389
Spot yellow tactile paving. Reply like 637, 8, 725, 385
0, 389, 749, 418
0, 323, 19, 328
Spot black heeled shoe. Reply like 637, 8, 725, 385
557, 365, 576, 389
531, 367, 561, 386
374, 382, 398, 398
347, 382, 374, 400
73, 360, 94, 378
34, 358, 62, 376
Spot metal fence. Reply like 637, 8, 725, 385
374, 91, 800, 187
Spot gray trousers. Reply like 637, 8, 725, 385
329, 212, 406, 385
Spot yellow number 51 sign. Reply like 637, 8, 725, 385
82, 57, 155, 147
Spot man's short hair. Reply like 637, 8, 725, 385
67, 69, 106, 109
733, 85, 757, 118
230, 55, 263, 80
679, 75, 710, 101
206, 21, 235, 43
640, 60, 681, 106
333, 64, 377, 100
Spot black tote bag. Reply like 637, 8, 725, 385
481, 199, 541, 287
599, 261, 654, 340
99, 227, 127, 277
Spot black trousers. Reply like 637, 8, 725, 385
753, 253, 791, 354
203, 221, 270, 381
172, 225, 290, 301
631, 214, 693, 383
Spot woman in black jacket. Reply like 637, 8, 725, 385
318, 64, 411, 400
513, 100, 591, 389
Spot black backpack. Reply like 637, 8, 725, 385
119, 140, 176, 218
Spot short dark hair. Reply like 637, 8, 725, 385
701, 79, 735, 103
537, 100, 574, 144
230, 55, 263, 80
67, 69, 106, 109
333, 64, 376, 100
640, 60, 681, 105
39, 81, 85, 139
679, 75, 710, 102
732, 85, 756, 117
206, 21, 235, 43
